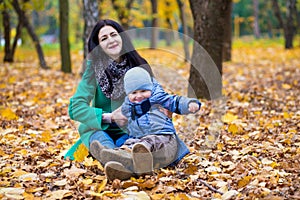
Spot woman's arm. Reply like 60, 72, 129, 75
68, 60, 105, 129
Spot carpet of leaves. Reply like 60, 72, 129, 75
0, 44, 299, 200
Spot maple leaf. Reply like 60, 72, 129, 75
228, 123, 239, 134
73, 143, 89, 162
0, 107, 18, 120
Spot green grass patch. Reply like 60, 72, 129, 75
1, 35, 298, 63
233, 35, 286, 48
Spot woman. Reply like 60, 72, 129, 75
66, 19, 190, 181
65, 19, 153, 165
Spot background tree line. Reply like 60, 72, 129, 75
0, 0, 299, 99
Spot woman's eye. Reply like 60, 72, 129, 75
100, 37, 107, 42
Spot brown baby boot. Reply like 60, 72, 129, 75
90, 140, 107, 163
100, 148, 134, 171
104, 161, 134, 181
132, 143, 153, 175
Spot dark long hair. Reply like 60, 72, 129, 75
87, 19, 153, 76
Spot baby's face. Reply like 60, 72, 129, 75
128, 90, 151, 103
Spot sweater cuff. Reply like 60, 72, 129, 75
94, 108, 103, 127
180, 98, 201, 114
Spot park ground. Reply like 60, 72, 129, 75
0, 39, 299, 199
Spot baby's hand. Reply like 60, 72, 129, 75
188, 102, 200, 113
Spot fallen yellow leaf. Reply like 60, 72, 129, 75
97, 179, 108, 192
40, 131, 52, 143
1, 107, 18, 120
222, 113, 238, 123
49, 190, 72, 199
228, 123, 238, 134
238, 176, 252, 188
74, 143, 89, 162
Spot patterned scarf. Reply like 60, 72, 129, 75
94, 58, 130, 100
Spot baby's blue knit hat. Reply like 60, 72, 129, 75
124, 67, 153, 95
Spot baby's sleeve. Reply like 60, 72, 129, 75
151, 78, 201, 115
121, 98, 131, 119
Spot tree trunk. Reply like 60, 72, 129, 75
296, 1, 300, 34
164, 0, 173, 46
81, 0, 99, 75
11, 0, 48, 69
2, 8, 13, 62
177, 0, 190, 62
271, 0, 284, 27
188, 0, 231, 100
267, 10, 273, 38
272, 0, 296, 49
59, 0, 72, 73
73, 0, 82, 43
2, 0, 23, 63
222, 0, 232, 61
285, 0, 296, 49
150, 0, 158, 49
296, 1, 300, 47
12, 21, 23, 57
253, 0, 261, 38
165, 18, 173, 46
83, 0, 99, 59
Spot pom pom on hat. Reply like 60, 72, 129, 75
124, 67, 153, 95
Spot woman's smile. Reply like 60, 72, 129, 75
98, 25, 123, 61
108, 43, 120, 50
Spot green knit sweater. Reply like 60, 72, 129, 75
64, 60, 125, 160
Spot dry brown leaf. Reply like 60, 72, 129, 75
63, 165, 87, 179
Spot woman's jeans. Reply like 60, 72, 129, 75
89, 130, 129, 149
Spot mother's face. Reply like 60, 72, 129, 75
98, 25, 123, 61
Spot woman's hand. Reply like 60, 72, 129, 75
111, 107, 128, 127
102, 113, 112, 123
